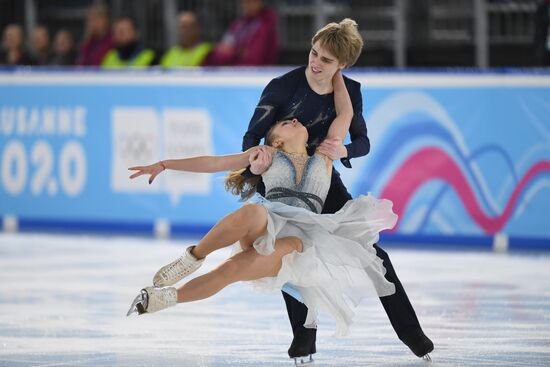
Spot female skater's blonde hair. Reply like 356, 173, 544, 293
312, 18, 363, 68
225, 121, 285, 200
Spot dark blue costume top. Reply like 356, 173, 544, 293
242, 66, 369, 175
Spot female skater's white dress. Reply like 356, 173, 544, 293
245, 150, 398, 336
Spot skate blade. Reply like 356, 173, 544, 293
293, 355, 314, 366
422, 353, 432, 362
126, 290, 148, 316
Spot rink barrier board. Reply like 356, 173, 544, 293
4, 215, 550, 252
2, 69, 550, 250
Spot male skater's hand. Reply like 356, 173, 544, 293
317, 137, 347, 160
249, 146, 273, 175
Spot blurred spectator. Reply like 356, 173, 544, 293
205, 0, 279, 66
535, 0, 550, 65
160, 11, 212, 68
78, 4, 113, 66
30, 25, 53, 65
0, 24, 33, 66
101, 16, 155, 68
50, 29, 77, 66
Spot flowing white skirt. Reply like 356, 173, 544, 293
240, 193, 398, 336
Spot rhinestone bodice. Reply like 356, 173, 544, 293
261, 150, 331, 213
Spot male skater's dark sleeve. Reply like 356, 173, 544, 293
242, 78, 285, 151
340, 79, 370, 168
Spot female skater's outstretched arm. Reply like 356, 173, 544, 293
128, 145, 272, 184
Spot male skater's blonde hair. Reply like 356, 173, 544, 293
312, 18, 363, 68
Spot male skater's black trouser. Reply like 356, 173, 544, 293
282, 173, 423, 353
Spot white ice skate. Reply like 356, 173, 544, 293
126, 286, 177, 316
153, 246, 204, 287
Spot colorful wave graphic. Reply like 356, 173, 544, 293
352, 90, 550, 236
356, 119, 518, 216
380, 147, 550, 234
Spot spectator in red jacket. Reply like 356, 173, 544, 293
78, 4, 113, 66
206, 0, 279, 66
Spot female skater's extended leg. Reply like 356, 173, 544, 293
129, 237, 303, 315
177, 236, 303, 302
153, 203, 268, 287
193, 203, 269, 258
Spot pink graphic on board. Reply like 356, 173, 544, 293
380, 147, 550, 234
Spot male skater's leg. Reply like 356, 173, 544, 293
283, 291, 316, 357
323, 175, 433, 357
375, 244, 433, 357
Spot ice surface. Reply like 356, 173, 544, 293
1, 233, 549, 366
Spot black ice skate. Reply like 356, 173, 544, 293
288, 328, 316, 366
399, 328, 434, 361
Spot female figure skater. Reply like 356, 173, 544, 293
126, 70, 398, 339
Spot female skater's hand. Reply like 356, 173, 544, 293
128, 161, 165, 184
317, 137, 347, 160
249, 146, 273, 175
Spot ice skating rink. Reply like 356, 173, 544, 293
0, 233, 549, 367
